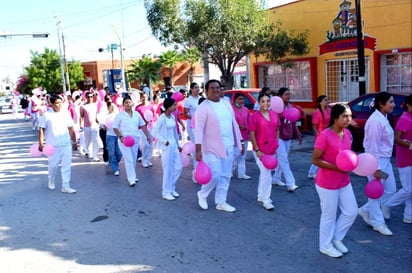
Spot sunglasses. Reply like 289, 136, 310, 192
87, 96, 93, 98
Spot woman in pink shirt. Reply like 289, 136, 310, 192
249, 93, 280, 210
135, 92, 154, 168
312, 103, 357, 258
308, 95, 331, 179
385, 94, 412, 224
232, 93, 251, 180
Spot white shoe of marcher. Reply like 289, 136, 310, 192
263, 202, 274, 210
61, 187, 76, 194
319, 247, 343, 258
332, 240, 348, 254
272, 181, 286, 186
172, 191, 180, 198
48, 179, 55, 190
216, 202, 236, 212
162, 193, 175, 201
373, 224, 393, 236
238, 174, 251, 180
197, 191, 208, 210
288, 185, 299, 192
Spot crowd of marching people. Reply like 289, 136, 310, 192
19, 80, 411, 259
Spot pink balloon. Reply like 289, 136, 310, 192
123, 135, 135, 147
43, 144, 55, 157
97, 100, 104, 112
365, 179, 384, 199
270, 96, 284, 113
30, 143, 42, 157
98, 89, 106, 100
180, 152, 190, 167
194, 160, 212, 185
283, 108, 300, 122
144, 110, 154, 122
182, 141, 195, 154
353, 153, 379, 176
260, 154, 278, 170
172, 92, 183, 102
336, 150, 358, 172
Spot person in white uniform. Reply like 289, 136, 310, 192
113, 96, 151, 187
151, 98, 183, 201
195, 80, 243, 213
38, 94, 77, 193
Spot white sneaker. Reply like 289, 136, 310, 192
358, 208, 371, 226
263, 202, 274, 210
216, 202, 236, 212
238, 174, 251, 180
104, 161, 109, 166
172, 191, 180, 198
61, 187, 76, 194
373, 224, 393, 236
129, 181, 136, 187
319, 247, 343, 258
403, 218, 412, 224
272, 181, 286, 187
381, 205, 391, 220
48, 179, 55, 190
332, 240, 348, 254
197, 191, 208, 210
114, 171, 120, 176
162, 193, 175, 201
288, 185, 299, 192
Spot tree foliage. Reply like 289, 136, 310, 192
25, 48, 84, 93
127, 55, 163, 87
182, 47, 201, 83
145, 0, 309, 89
15, 75, 31, 94
158, 50, 183, 85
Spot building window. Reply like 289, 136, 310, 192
381, 53, 412, 93
325, 58, 369, 102
258, 61, 312, 102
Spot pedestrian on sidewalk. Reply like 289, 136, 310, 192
312, 103, 357, 258
151, 98, 182, 201
38, 94, 77, 194
80, 91, 100, 161
248, 93, 280, 210
104, 101, 122, 176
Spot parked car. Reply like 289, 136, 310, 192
0, 97, 12, 114
347, 92, 408, 151
224, 89, 306, 131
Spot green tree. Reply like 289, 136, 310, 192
182, 47, 201, 84
127, 55, 162, 91
158, 49, 183, 86
145, 0, 309, 89
25, 48, 84, 93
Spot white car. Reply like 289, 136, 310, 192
0, 97, 12, 113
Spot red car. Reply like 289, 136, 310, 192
347, 92, 408, 151
224, 89, 306, 131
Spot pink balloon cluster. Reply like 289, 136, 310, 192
260, 154, 278, 170
30, 144, 55, 157
194, 160, 212, 185
336, 150, 359, 172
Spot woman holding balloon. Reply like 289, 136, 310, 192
151, 98, 183, 201
113, 96, 151, 187
135, 92, 154, 168
312, 103, 358, 258
358, 92, 396, 236
272, 87, 301, 191
248, 93, 280, 210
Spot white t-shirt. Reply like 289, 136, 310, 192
113, 110, 146, 137
39, 109, 74, 147
184, 95, 201, 119
210, 100, 234, 147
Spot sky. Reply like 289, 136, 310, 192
0, 0, 294, 84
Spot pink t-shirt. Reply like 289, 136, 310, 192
248, 110, 280, 155
135, 103, 154, 123
312, 108, 331, 139
395, 111, 412, 168
232, 105, 250, 141
314, 128, 352, 190
80, 103, 98, 128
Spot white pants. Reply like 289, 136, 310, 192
232, 141, 248, 176
272, 139, 296, 186
186, 123, 197, 169
161, 142, 182, 196
118, 136, 139, 183
385, 166, 412, 221
316, 184, 358, 250
48, 144, 72, 189
31, 112, 39, 129
84, 126, 99, 159
360, 157, 396, 227
254, 152, 274, 203
139, 130, 153, 165
198, 147, 233, 205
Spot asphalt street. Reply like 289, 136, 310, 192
0, 113, 411, 273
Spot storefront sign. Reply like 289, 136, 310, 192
319, 37, 376, 55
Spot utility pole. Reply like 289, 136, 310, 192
56, 17, 67, 93
356, 0, 366, 96
62, 33, 71, 92
112, 25, 126, 92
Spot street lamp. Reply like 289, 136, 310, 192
98, 44, 120, 69
0, 32, 49, 38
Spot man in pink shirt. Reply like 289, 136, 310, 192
80, 91, 100, 161
195, 80, 243, 213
